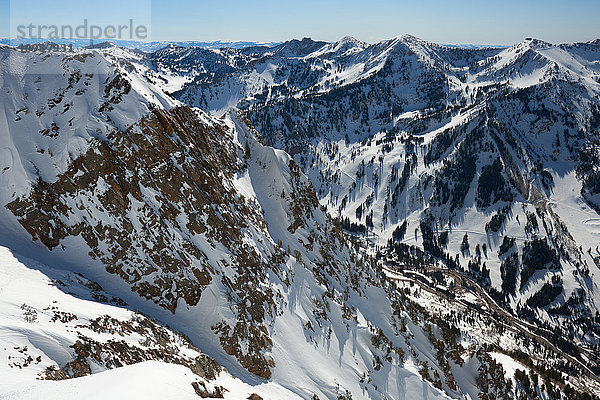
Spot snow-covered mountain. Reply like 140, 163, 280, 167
1, 37, 599, 400
149, 35, 600, 394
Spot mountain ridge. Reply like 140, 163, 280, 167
1, 36, 600, 399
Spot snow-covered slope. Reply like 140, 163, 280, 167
0, 244, 304, 399
142, 35, 600, 391
1, 39, 600, 399
0, 45, 178, 249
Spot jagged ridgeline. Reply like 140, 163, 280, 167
1, 38, 600, 399
155, 35, 600, 385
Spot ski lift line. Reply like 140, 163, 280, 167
339, 169, 375, 192
397, 228, 530, 245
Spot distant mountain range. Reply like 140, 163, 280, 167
1, 37, 514, 52
0, 37, 282, 51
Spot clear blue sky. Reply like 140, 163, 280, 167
1, 0, 599, 45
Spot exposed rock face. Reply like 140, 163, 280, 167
6, 106, 283, 378
47, 314, 223, 381
44, 315, 223, 380
8, 106, 246, 312
192, 381, 225, 398
4, 103, 379, 382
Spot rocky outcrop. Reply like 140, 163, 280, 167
7, 106, 251, 312
42, 312, 222, 381
6, 106, 283, 378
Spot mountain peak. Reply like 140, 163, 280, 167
396, 33, 424, 42
387, 34, 431, 48
520, 37, 553, 49
337, 35, 362, 45
85, 41, 117, 49
331, 36, 367, 50
273, 37, 328, 57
